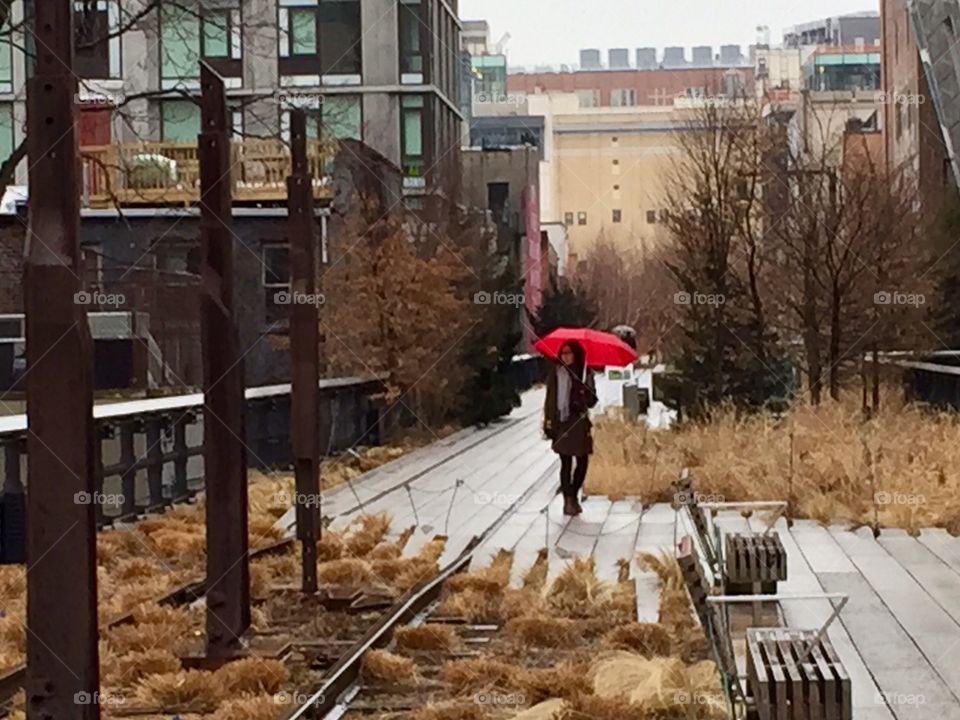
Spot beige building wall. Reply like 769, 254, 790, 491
525, 93, 693, 259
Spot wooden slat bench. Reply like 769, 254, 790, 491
746, 628, 852, 720
725, 532, 788, 594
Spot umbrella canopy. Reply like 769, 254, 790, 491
534, 327, 639, 368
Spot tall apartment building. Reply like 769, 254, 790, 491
1, 0, 464, 206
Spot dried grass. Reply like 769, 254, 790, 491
603, 622, 673, 657
502, 587, 546, 619
522, 549, 549, 591
105, 622, 187, 655
589, 390, 960, 532
519, 660, 593, 703
440, 656, 525, 694
317, 529, 347, 562
589, 652, 725, 717
106, 649, 181, 686
412, 700, 488, 720
316, 558, 374, 587
505, 616, 578, 648
216, 694, 285, 720
511, 699, 569, 720
557, 694, 648, 720
345, 513, 393, 556
134, 669, 220, 712
214, 657, 290, 695
362, 648, 419, 683
394, 623, 459, 653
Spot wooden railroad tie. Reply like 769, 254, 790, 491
725, 532, 788, 594
746, 628, 851, 720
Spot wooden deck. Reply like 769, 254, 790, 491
81, 139, 333, 207
290, 389, 960, 718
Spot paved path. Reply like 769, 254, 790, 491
282, 394, 960, 718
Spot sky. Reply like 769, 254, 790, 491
457, 0, 880, 68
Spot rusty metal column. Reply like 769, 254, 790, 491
24, 1, 100, 717
287, 110, 320, 593
199, 62, 250, 655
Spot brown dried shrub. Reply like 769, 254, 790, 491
214, 657, 290, 695
134, 670, 220, 711
362, 649, 418, 683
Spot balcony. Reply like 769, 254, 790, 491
80, 139, 334, 208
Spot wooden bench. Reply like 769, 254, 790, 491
746, 628, 852, 720
725, 532, 788, 595
673, 470, 788, 594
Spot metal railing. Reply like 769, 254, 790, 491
0, 376, 384, 562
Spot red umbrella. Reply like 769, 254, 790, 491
534, 327, 638, 368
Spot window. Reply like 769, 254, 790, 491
612, 184, 621, 200
612, 158, 621, 176
322, 95, 362, 140
646, 210, 657, 224
0, 15, 11, 93
161, 101, 200, 142
576, 89, 600, 108
290, 8, 317, 54
161, 3, 199, 84
577, 212, 587, 226
0, 104, 13, 166
280, 0, 360, 79
399, 0, 425, 81
611, 89, 636, 107
319, 0, 362, 77
612, 209, 622, 223
263, 245, 290, 288
564, 212, 574, 226
401, 95, 425, 180
74, 1, 120, 79
201, 9, 242, 60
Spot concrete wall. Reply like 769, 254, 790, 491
362, 0, 400, 86
362, 94, 402, 166
461, 147, 539, 234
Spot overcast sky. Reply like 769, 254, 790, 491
458, 0, 880, 68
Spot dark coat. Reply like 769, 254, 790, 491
543, 363, 598, 457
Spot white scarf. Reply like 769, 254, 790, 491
557, 369, 572, 422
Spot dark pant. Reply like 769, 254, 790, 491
559, 454, 589, 499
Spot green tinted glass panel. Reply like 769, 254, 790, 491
162, 101, 200, 141
402, 110, 422, 156
290, 9, 317, 54
161, 4, 201, 80
0, 33, 11, 85
323, 96, 361, 140
0, 105, 13, 163
203, 13, 229, 58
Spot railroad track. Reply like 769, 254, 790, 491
0, 535, 296, 712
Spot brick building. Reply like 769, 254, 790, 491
880, 0, 952, 218
507, 66, 754, 108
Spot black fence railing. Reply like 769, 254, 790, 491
0, 376, 384, 563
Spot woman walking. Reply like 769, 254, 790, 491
543, 340, 598, 516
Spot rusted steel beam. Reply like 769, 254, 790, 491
24, 1, 100, 717
287, 110, 321, 593
199, 62, 250, 655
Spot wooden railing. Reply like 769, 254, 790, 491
80, 139, 334, 207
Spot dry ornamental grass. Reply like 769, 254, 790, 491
589, 389, 960, 532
